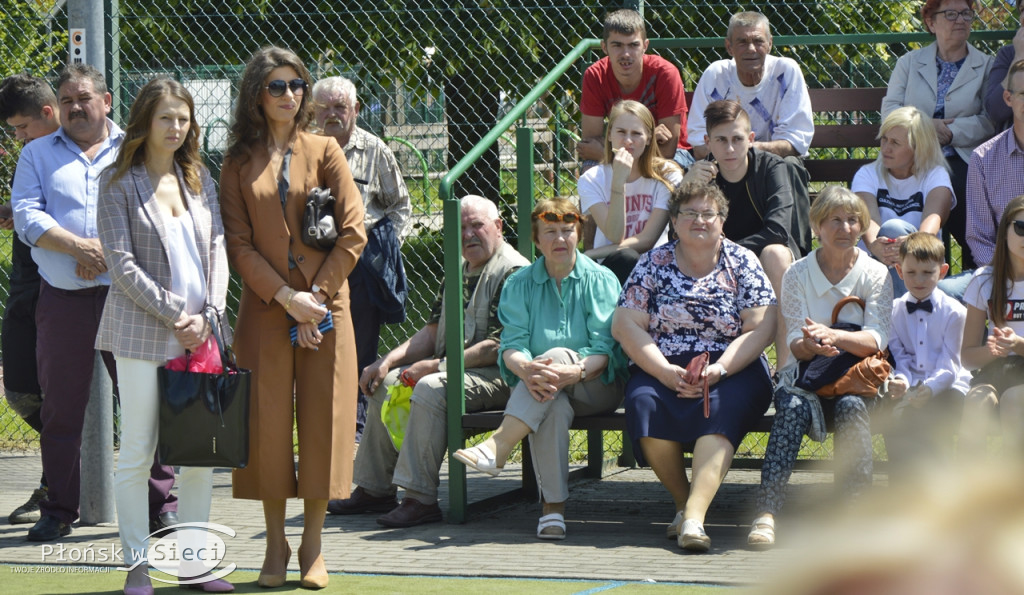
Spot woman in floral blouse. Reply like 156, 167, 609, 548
612, 181, 777, 552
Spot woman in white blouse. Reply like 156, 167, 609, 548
96, 78, 232, 594
746, 186, 893, 549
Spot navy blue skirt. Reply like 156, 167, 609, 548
624, 351, 772, 467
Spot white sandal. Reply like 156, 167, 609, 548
452, 444, 503, 477
536, 513, 566, 540
678, 518, 710, 552
666, 510, 684, 540
747, 515, 776, 548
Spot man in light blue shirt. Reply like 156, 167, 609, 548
11, 64, 175, 542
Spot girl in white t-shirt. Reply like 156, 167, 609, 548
853, 106, 953, 294
960, 195, 1024, 457
578, 100, 682, 283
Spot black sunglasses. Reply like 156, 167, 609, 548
265, 78, 307, 97
1013, 220, 1024, 237
535, 211, 580, 224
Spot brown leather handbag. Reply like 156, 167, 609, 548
795, 296, 891, 399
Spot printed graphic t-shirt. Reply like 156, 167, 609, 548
578, 164, 682, 250
964, 266, 1024, 335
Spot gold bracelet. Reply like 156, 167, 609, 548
283, 289, 296, 310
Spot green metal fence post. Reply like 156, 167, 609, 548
553, 103, 562, 197
440, 181, 467, 523
516, 123, 535, 260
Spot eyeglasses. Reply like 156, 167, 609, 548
936, 9, 974, 22
677, 210, 721, 222
1012, 220, 1024, 237
535, 211, 580, 224
265, 79, 307, 97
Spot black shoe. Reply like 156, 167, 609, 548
376, 498, 442, 528
150, 511, 178, 535
327, 486, 398, 515
27, 515, 71, 542
9, 487, 47, 525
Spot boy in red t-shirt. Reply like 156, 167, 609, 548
578, 9, 692, 169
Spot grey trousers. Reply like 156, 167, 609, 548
352, 364, 509, 499
503, 348, 623, 504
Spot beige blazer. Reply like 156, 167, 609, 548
881, 42, 995, 163
95, 163, 230, 361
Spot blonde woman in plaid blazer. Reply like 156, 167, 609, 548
95, 78, 233, 594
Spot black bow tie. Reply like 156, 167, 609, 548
906, 299, 933, 314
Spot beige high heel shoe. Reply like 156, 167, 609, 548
298, 545, 328, 590
257, 540, 291, 588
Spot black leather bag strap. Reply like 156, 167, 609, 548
203, 306, 236, 377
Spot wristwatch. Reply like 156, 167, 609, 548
715, 363, 728, 379
311, 283, 328, 300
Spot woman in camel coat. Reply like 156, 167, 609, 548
219, 46, 365, 589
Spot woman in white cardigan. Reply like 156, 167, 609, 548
880, 0, 994, 269
96, 78, 232, 595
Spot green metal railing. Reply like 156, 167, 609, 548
441, 29, 1015, 523
383, 136, 431, 199
441, 38, 597, 522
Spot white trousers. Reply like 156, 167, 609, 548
114, 357, 213, 577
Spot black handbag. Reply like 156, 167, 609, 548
157, 308, 251, 468
302, 186, 338, 250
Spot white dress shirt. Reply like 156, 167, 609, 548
889, 288, 971, 394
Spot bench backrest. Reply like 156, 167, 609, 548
682, 86, 886, 184
804, 87, 887, 184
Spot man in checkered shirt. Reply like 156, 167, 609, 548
312, 76, 412, 444
966, 59, 1024, 267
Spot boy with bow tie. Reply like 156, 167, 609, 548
886, 232, 971, 476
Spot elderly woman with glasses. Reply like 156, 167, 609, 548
611, 181, 777, 552
220, 46, 366, 589
881, 0, 994, 270
454, 197, 626, 541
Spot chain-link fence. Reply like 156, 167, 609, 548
1, 1, 1019, 461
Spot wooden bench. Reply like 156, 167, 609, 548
461, 408, 777, 506
804, 87, 887, 185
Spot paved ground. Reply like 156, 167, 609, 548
0, 451, 846, 587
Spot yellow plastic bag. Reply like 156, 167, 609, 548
381, 382, 413, 450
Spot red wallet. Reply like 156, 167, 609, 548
684, 352, 711, 418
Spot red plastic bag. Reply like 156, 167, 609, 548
165, 336, 223, 373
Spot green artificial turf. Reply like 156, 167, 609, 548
2, 565, 732, 594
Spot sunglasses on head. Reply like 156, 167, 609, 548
265, 78, 307, 97
1013, 220, 1024, 237
535, 211, 580, 224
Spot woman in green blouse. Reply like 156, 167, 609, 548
454, 197, 626, 541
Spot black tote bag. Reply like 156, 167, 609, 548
157, 308, 251, 468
